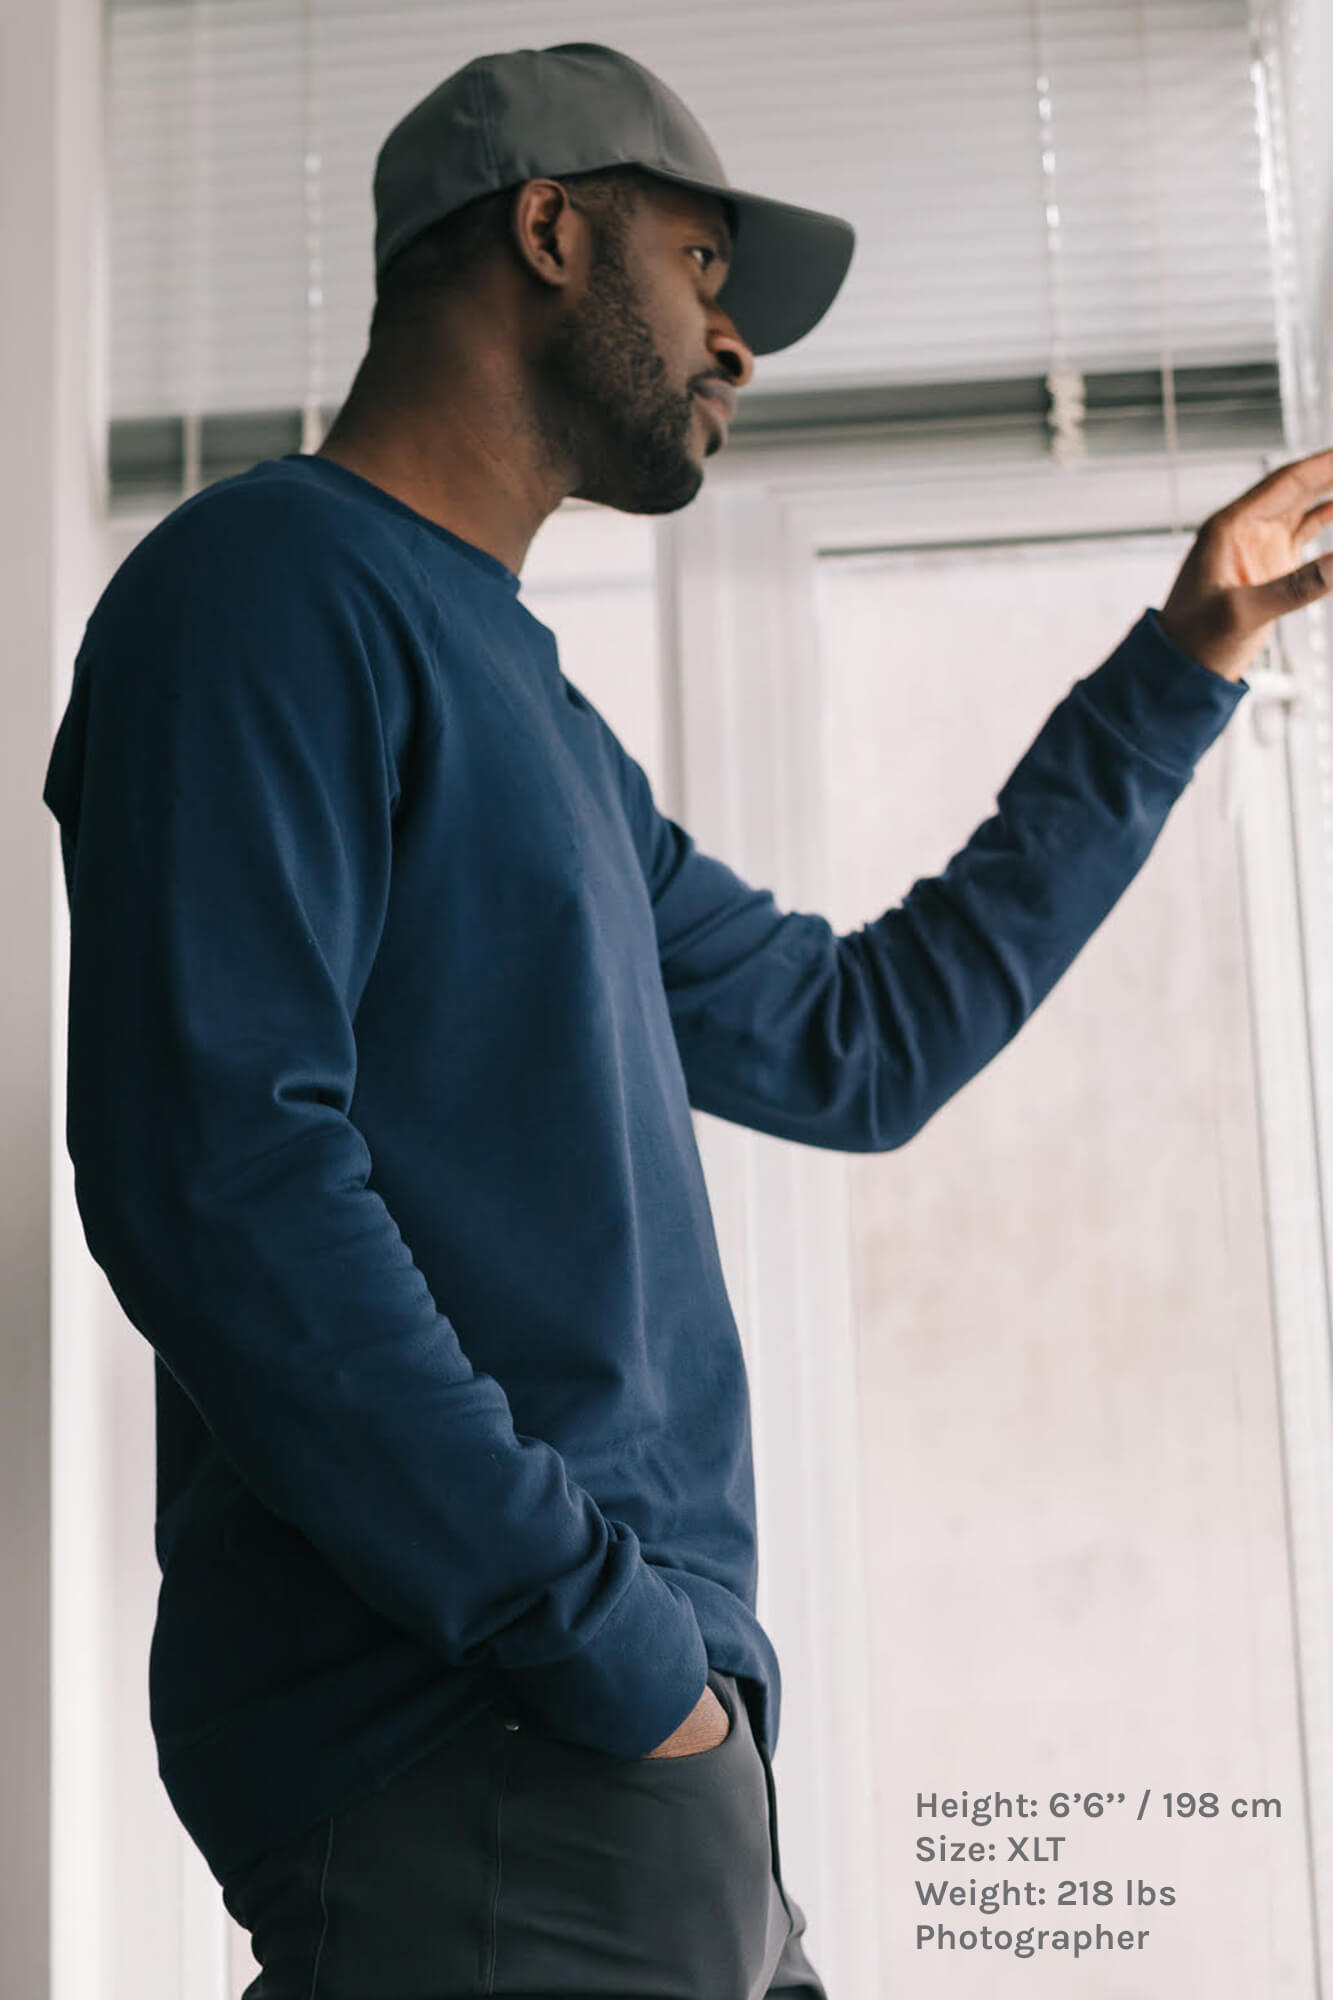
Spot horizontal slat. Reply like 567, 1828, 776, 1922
107, 0, 1276, 444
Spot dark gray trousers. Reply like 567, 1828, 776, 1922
221, 1669, 828, 1999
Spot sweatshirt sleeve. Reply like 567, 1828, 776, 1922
612, 608, 1247, 1151
45, 503, 707, 1761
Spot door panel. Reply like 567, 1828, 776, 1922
816, 536, 1315, 1996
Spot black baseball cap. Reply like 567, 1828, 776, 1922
373, 41, 856, 357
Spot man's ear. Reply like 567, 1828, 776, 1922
510, 180, 582, 293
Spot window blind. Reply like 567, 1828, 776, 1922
106, 0, 1284, 501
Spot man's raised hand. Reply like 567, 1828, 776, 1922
1157, 444, 1333, 684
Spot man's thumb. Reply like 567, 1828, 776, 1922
1250, 552, 1333, 624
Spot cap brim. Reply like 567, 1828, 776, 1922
639, 168, 855, 357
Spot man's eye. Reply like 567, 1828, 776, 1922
689, 246, 717, 272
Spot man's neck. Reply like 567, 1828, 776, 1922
315, 352, 567, 577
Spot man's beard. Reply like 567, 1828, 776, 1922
530, 231, 709, 515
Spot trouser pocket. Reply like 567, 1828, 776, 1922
488, 1669, 791, 1999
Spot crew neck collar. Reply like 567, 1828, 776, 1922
277, 452, 523, 595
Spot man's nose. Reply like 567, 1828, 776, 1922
709, 313, 756, 392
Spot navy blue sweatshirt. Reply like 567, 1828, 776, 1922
42, 453, 1245, 1881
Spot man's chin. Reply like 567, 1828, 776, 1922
571, 457, 706, 515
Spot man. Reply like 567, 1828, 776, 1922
42, 37, 1333, 2000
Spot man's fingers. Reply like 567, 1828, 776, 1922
1293, 553, 1333, 601
1263, 445, 1333, 502
1296, 496, 1333, 545
1161, 453, 1333, 678
1222, 445, 1333, 524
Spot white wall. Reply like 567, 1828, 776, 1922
1, 0, 107, 1993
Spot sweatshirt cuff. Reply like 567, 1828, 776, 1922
1070, 608, 1249, 778
498, 1560, 709, 1759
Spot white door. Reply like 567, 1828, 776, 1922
817, 531, 1316, 1998
662, 446, 1333, 1999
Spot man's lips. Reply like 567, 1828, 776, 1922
694, 386, 735, 432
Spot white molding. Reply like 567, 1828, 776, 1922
1267, 591, 1333, 1994
659, 487, 883, 2000
1, 0, 106, 1992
